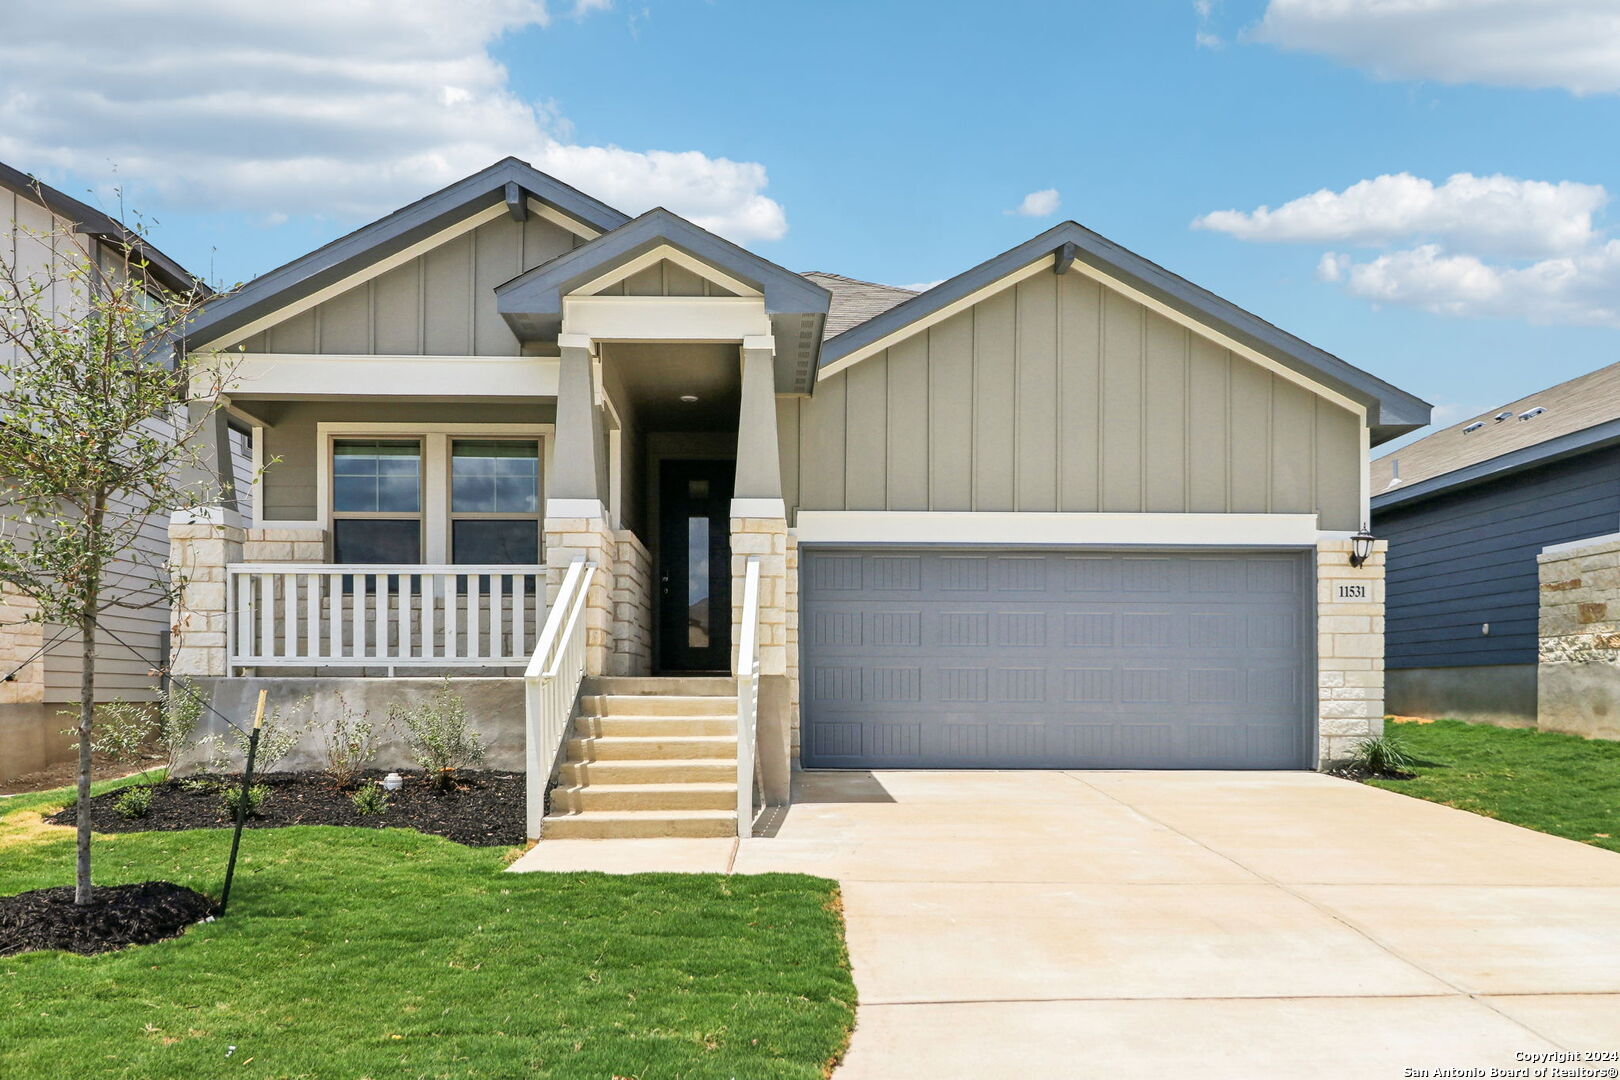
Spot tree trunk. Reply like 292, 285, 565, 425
74, 609, 96, 906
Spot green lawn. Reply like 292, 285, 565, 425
0, 780, 855, 1079
1369, 719, 1620, 854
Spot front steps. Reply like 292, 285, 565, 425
543, 676, 739, 839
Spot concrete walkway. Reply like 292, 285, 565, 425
510, 770, 1620, 1078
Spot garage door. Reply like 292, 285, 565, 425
800, 549, 1312, 770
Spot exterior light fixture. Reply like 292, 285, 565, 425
381, 772, 404, 792
679, 394, 699, 403
1349, 526, 1376, 569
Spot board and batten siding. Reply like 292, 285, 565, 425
593, 258, 738, 298
237, 213, 582, 357
1376, 445, 1620, 669
782, 269, 1363, 530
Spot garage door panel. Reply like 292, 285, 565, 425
801, 548, 1312, 770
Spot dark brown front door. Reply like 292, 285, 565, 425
657, 459, 733, 672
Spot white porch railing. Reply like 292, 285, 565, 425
735, 556, 762, 839
226, 564, 546, 669
524, 558, 595, 840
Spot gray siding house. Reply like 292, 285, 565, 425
168, 158, 1428, 839
1373, 361, 1620, 736
0, 161, 252, 782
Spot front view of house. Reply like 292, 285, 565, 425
169, 158, 1428, 839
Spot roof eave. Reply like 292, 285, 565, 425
1371, 417, 1620, 512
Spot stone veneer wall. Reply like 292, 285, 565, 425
729, 516, 788, 677
242, 527, 326, 564
1315, 538, 1388, 765
610, 530, 653, 676
1537, 536, 1620, 740
544, 516, 617, 675
0, 585, 44, 707
169, 515, 245, 677
785, 532, 800, 757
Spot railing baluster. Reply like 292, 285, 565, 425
305, 574, 319, 661
374, 573, 389, 663
327, 570, 341, 660
511, 574, 526, 659
399, 573, 413, 661
259, 573, 275, 660
489, 574, 504, 660
235, 571, 251, 664
468, 575, 482, 660
353, 574, 367, 660
446, 574, 458, 659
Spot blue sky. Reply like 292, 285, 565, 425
3, 1, 1617, 451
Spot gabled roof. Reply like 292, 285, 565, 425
182, 157, 630, 350
801, 272, 917, 339
496, 207, 831, 392
1371, 358, 1620, 511
819, 221, 1432, 445
0, 159, 202, 295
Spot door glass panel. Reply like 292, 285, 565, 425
687, 516, 710, 647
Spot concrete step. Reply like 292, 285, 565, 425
579, 694, 737, 717
566, 734, 738, 761
575, 714, 737, 737
542, 809, 737, 839
551, 782, 736, 812
558, 758, 738, 785
583, 676, 737, 696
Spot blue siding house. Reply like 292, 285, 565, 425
1372, 362, 1620, 726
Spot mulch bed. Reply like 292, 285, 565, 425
0, 882, 216, 957
49, 770, 525, 847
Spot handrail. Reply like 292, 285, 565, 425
735, 556, 762, 839
524, 558, 595, 840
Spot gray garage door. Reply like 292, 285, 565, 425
800, 549, 1312, 770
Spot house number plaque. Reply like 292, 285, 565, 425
1334, 582, 1369, 602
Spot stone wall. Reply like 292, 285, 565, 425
1315, 538, 1388, 765
543, 515, 617, 675
243, 527, 326, 563
0, 585, 44, 707
729, 516, 788, 676
785, 532, 800, 757
610, 530, 653, 676
169, 511, 245, 677
1537, 536, 1620, 740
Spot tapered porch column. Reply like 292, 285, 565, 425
545, 335, 616, 674
169, 399, 245, 677
731, 336, 790, 805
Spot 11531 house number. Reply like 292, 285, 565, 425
1335, 582, 1369, 601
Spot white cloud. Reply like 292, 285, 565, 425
1254, 0, 1620, 96
0, 0, 788, 243
1195, 173, 1607, 258
898, 280, 944, 293
1009, 188, 1061, 218
1322, 241, 1620, 327
1194, 0, 1223, 48
1201, 170, 1620, 327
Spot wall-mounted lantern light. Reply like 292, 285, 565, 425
1350, 526, 1376, 569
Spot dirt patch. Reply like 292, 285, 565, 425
49, 770, 525, 847
0, 881, 215, 957
1, 751, 165, 796
0, 811, 70, 851
1326, 763, 1415, 782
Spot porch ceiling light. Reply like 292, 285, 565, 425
1349, 526, 1376, 569
679, 394, 699, 403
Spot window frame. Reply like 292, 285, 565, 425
447, 438, 543, 565
327, 436, 426, 565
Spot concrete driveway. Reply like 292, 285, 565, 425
513, 770, 1620, 1078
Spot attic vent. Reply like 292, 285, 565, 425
1493, 411, 1514, 422
1462, 421, 1485, 434
1519, 407, 1547, 421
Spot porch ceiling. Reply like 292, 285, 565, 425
605, 342, 740, 432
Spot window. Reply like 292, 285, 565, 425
331, 439, 422, 564
450, 440, 540, 564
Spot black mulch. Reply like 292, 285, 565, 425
0, 882, 216, 957
48, 770, 525, 847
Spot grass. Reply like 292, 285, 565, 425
1368, 719, 1620, 854
0, 778, 855, 1079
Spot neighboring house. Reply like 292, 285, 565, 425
169, 157, 1428, 838
0, 161, 252, 782
1372, 362, 1620, 739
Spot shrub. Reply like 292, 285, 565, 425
114, 786, 153, 819
389, 680, 484, 790
321, 694, 380, 789
198, 695, 311, 776
220, 783, 269, 818
62, 700, 156, 774
1353, 733, 1412, 777
177, 776, 216, 796
350, 783, 389, 816
160, 681, 207, 777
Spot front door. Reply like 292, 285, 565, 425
658, 459, 734, 672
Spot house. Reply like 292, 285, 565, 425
1372, 362, 1620, 740
169, 157, 1428, 838
0, 161, 252, 783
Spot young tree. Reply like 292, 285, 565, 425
0, 212, 232, 905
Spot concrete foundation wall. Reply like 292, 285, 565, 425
0, 703, 75, 783
179, 677, 526, 774
1386, 665, 1538, 728
1537, 536, 1620, 742
1539, 663, 1620, 741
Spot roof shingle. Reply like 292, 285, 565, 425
800, 271, 918, 340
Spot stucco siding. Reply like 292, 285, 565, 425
1375, 446, 1620, 669
239, 214, 580, 356
788, 270, 1363, 527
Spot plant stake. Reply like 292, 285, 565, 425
219, 690, 267, 916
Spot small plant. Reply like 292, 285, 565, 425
220, 783, 269, 818
1353, 732, 1412, 776
350, 783, 389, 816
390, 680, 484, 791
321, 693, 380, 789
160, 680, 207, 778
114, 786, 153, 820
176, 776, 217, 796
197, 695, 311, 776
